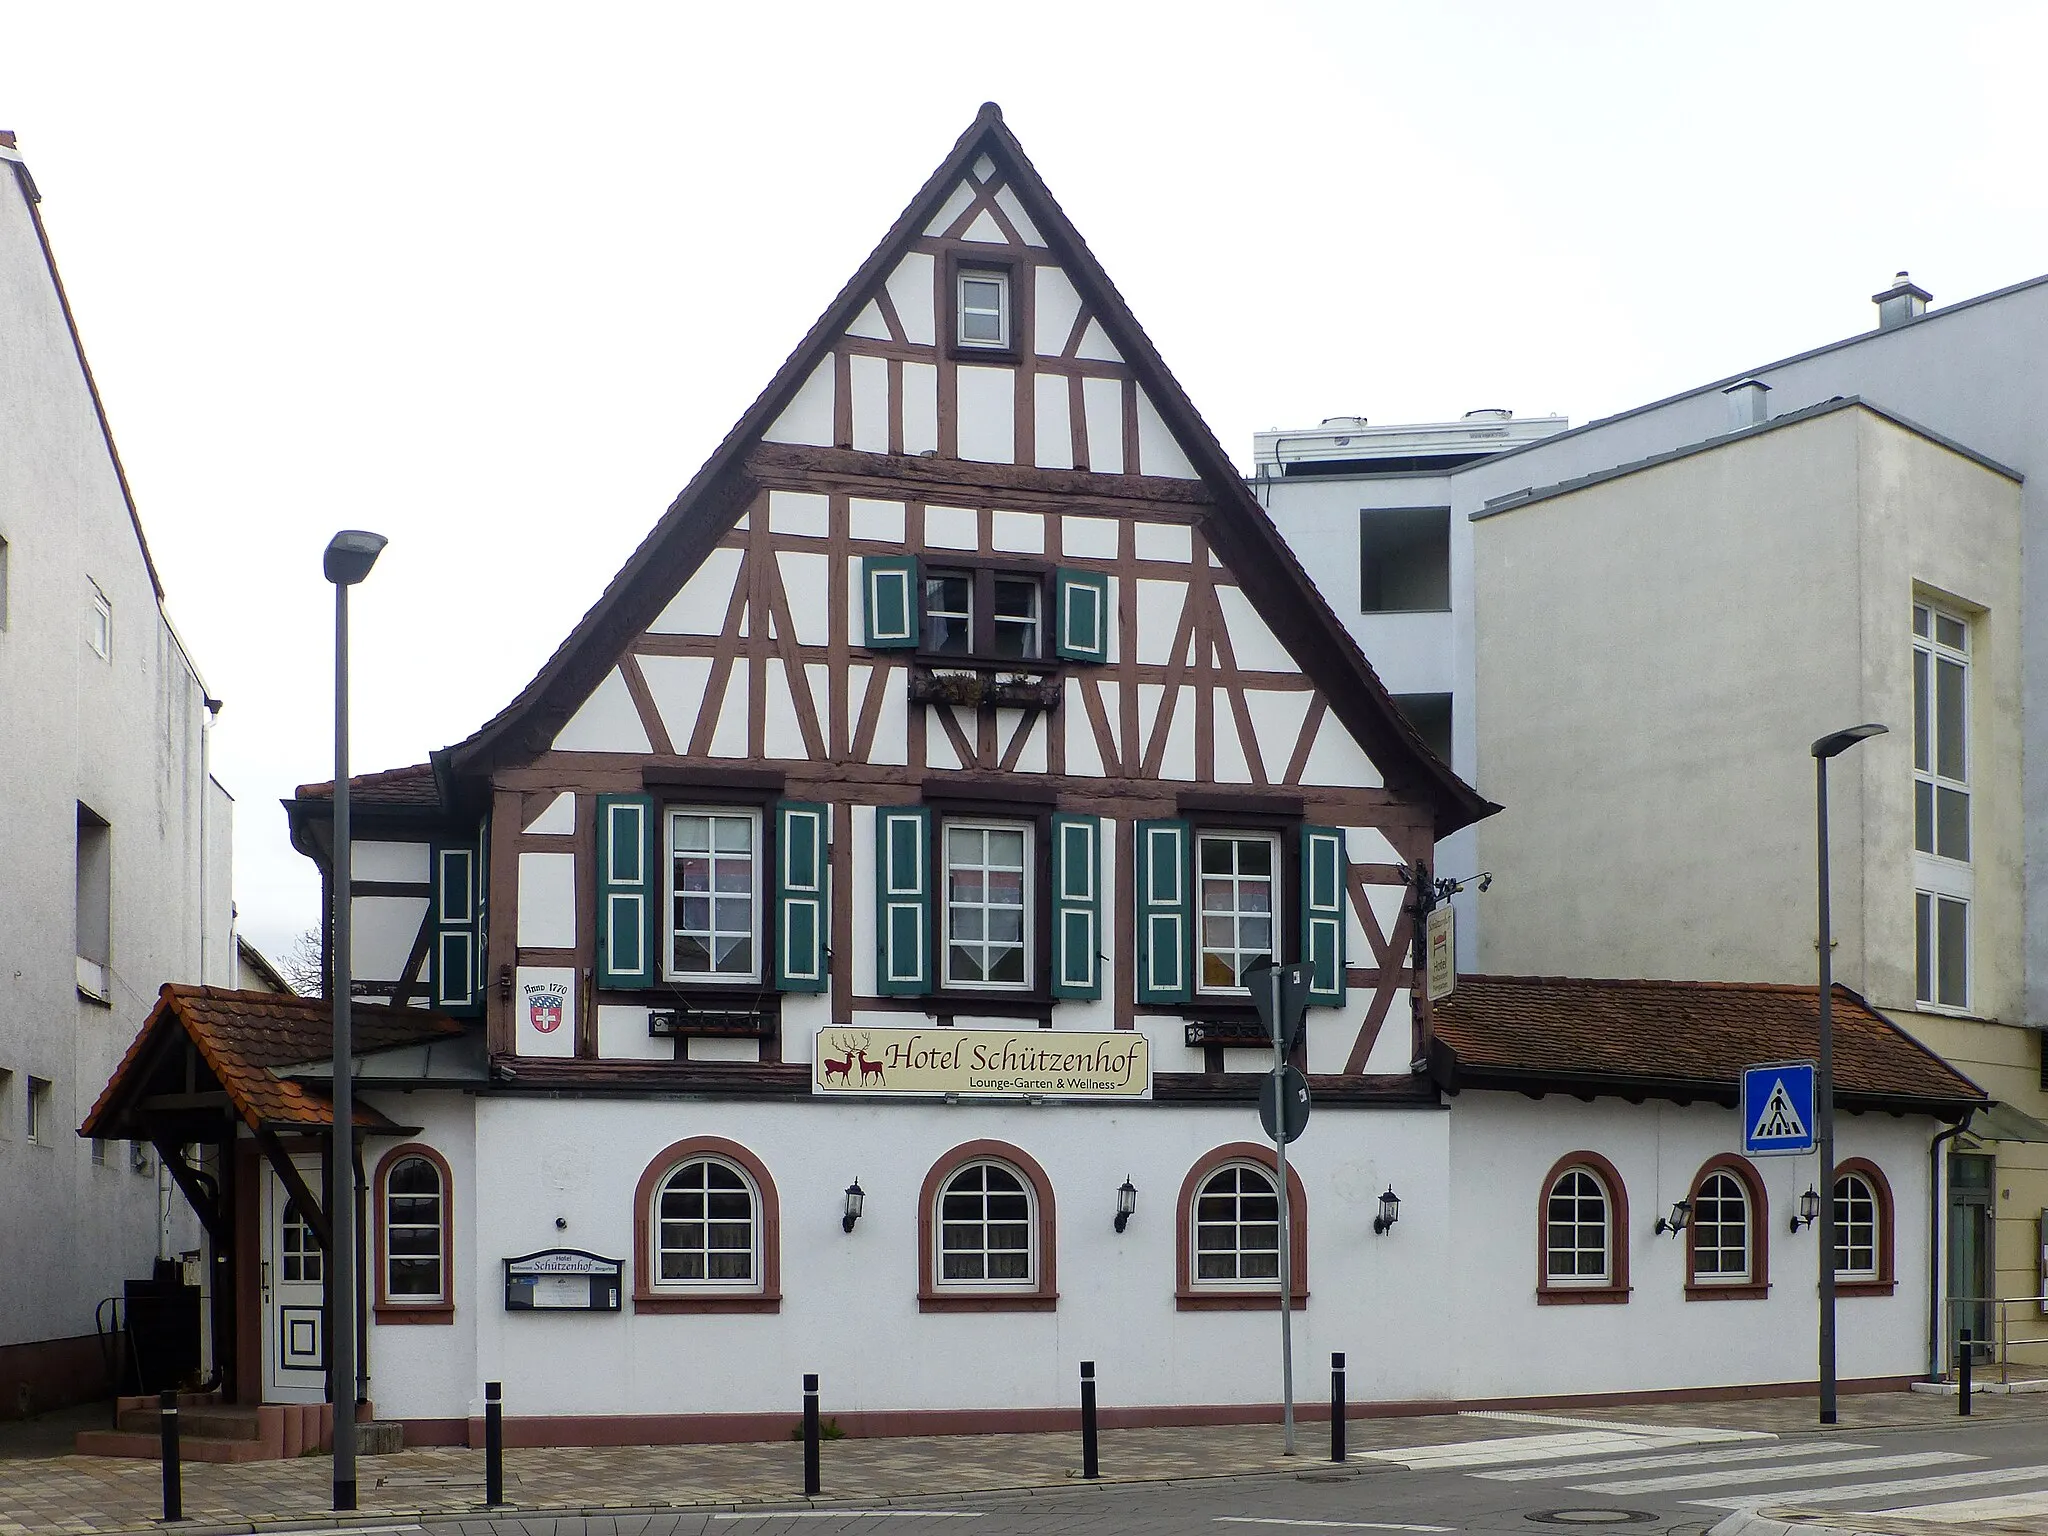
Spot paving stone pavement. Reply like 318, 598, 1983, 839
4, 1391, 2047, 1536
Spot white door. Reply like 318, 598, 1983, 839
262, 1161, 328, 1404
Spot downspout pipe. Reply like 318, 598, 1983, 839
1928, 1112, 1973, 1381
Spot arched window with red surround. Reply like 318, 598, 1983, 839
1176, 1142, 1307, 1312
374, 1144, 454, 1324
917, 1140, 1058, 1312
1536, 1152, 1630, 1305
1685, 1153, 1769, 1300
631, 1136, 781, 1314
1833, 1157, 1896, 1297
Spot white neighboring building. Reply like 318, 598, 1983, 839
0, 130, 233, 1414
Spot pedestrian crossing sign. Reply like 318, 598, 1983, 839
1742, 1060, 1818, 1156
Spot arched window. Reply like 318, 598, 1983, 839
1536, 1152, 1630, 1304
632, 1137, 781, 1313
917, 1140, 1058, 1312
1833, 1158, 1896, 1296
1685, 1154, 1768, 1300
1176, 1142, 1307, 1311
374, 1144, 453, 1322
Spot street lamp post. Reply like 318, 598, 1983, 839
324, 530, 386, 1511
1811, 721, 1887, 1427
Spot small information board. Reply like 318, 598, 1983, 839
504, 1249, 624, 1312
1741, 1061, 1818, 1157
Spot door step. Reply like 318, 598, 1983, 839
74, 1397, 397, 1461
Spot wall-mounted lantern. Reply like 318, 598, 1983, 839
1655, 1199, 1691, 1237
1372, 1186, 1400, 1236
842, 1179, 865, 1234
1790, 1186, 1820, 1234
1114, 1177, 1137, 1233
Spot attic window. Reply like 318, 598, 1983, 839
957, 270, 1009, 349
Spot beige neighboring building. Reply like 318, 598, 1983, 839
1472, 395, 2043, 1359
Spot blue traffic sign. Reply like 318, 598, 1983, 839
1742, 1061, 1818, 1157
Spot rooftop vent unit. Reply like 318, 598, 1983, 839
1873, 271, 1931, 331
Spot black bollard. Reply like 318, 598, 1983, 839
803, 1373, 822, 1496
484, 1380, 504, 1505
1959, 1329, 1973, 1417
1330, 1353, 1346, 1463
1080, 1360, 1099, 1480
159, 1390, 182, 1522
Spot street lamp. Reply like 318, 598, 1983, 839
325, 529, 385, 1511
1812, 721, 1887, 1428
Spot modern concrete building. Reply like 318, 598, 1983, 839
1261, 272, 2048, 1368
0, 131, 233, 1414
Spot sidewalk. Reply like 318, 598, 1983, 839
5, 1389, 2047, 1536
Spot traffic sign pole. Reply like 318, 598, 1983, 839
1270, 962, 1295, 1456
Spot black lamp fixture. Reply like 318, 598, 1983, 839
1372, 1185, 1400, 1236
1791, 1185, 1821, 1233
842, 1179, 865, 1234
1656, 1199, 1691, 1237
1114, 1177, 1137, 1233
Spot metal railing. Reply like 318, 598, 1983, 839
1941, 1294, 2048, 1384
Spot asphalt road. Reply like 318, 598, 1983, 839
364, 1413, 2048, 1536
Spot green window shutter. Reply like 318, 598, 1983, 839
473, 814, 492, 1003
1135, 819, 1192, 1004
1301, 825, 1348, 1007
874, 806, 931, 995
1050, 814, 1102, 1000
596, 793, 658, 988
863, 555, 920, 649
775, 801, 830, 993
1054, 569, 1110, 663
429, 840, 481, 1015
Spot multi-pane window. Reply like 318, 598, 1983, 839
655, 1159, 757, 1287
281, 1198, 323, 1283
668, 809, 759, 982
1545, 1168, 1610, 1284
937, 1162, 1033, 1285
1194, 1164, 1281, 1285
384, 1156, 445, 1300
944, 822, 1029, 988
1834, 1172, 1878, 1279
1691, 1171, 1751, 1282
1917, 892, 1968, 1011
923, 569, 1043, 660
1198, 833, 1279, 992
25, 1077, 48, 1145
1914, 603, 1971, 1011
957, 270, 1009, 349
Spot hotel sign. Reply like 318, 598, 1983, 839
814, 1026, 1149, 1099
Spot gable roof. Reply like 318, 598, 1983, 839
81, 985, 464, 1138
438, 103, 1496, 838
1431, 974, 1985, 1116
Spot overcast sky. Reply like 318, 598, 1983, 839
5, 2, 2045, 965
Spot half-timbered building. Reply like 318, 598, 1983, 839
82, 105, 1984, 1452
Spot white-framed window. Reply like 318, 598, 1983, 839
956, 269, 1009, 349
88, 582, 111, 659
281, 1198, 323, 1283
90, 1137, 107, 1167
384, 1155, 446, 1301
936, 1161, 1035, 1287
1834, 1172, 1879, 1279
1192, 1162, 1281, 1288
1914, 601, 1972, 1012
992, 574, 1041, 660
925, 569, 974, 655
1544, 1167, 1611, 1285
922, 568, 1044, 661
1691, 1170, 1751, 1283
25, 1077, 49, 1145
943, 821, 1030, 989
1197, 832, 1280, 994
666, 807, 762, 983
653, 1157, 760, 1290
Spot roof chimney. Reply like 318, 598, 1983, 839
1722, 378, 1771, 430
1872, 271, 1930, 331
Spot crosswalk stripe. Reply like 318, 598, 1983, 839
1690, 1462, 2048, 1511
1215, 1519, 1456, 1532
1459, 1410, 1767, 1442
1474, 1442, 1875, 1482
1580, 1450, 1974, 1495
1363, 1430, 1708, 1470
1866, 1488, 2048, 1523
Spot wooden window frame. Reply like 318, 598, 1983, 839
1536, 1151, 1631, 1306
922, 797, 1056, 1013
946, 253, 1022, 363
918, 1140, 1058, 1312
1193, 829, 1286, 1001
632, 1136, 782, 1314
919, 561, 1050, 666
1684, 1152, 1769, 1301
1833, 1157, 1897, 1297
663, 804, 767, 988
1177, 1142, 1307, 1312
373, 1143, 453, 1323
939, 818, 1035, 993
